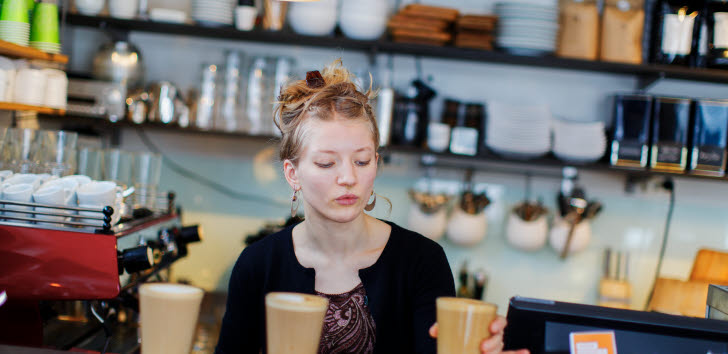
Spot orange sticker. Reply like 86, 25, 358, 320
569, 331, 617, 354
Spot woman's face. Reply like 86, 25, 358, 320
286, 118, 378, 223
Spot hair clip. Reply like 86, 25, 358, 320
306, 70, 325, 89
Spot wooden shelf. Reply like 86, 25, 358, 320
383, 145, 728, 182
0, 102, 65, 115
38, 113, 727, 183
0, 39, 67, 64
65, 14, 728, 85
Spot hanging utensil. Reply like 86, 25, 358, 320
560, 197, 587, 259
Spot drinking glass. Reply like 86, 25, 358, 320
131, 151, 161, 209
76, 147, 103, 181
36, 130, 78, 176
4, 128, 40, 173
103, 149, 133, 188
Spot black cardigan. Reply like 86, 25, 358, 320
215, 221, 456, 354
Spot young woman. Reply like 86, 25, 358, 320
215, 61, 527, 354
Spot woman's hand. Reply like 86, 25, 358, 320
429, 316, 530, 354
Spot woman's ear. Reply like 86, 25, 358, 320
283, 159, 300, 190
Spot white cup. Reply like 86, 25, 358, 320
43, 69, 68, 109
109, 0, 139, 19
0, 69, 8, 102
2, 183, 34, 222
235, 6, 258, 31
39, 178, 78, 206
427, 122, 451, 152
0, 170, 13, 181
14, 68, 45, 106
61, 174, 92, 186
446, 206, 488, 246
2, 173, 42, 190
77, 181, 120, 206
75, 0, 105, 16
505, 212, 549, 252
33, 185, 70, 224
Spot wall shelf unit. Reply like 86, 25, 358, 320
66, 14, 728, 86
40, 114, 726, 184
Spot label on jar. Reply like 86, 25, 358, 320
656, 142, 685, 164
696, 145, 726, 167
449, 127, 478, 156
615, 141, 646, 162
714, 13, 728, 48
661, 13, 697, 55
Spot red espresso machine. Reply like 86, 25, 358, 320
0, 191, 202, 352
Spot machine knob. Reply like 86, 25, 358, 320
178, 225, 203, 244
118, 246, 154, 274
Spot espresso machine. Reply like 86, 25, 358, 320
0, 191, 203, 353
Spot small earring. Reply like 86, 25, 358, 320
364, 191, 376, 211
291, 188, 301, 217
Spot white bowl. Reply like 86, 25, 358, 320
75, 0, 105, 16
339, 12, 387, 40
288, 6, 337, 36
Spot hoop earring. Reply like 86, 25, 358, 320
364, 191, 376, 211
291, 189, 301, 217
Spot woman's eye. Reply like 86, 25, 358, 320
356, 160, 371, 166
316, 163, 334, 168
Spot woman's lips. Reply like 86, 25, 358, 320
335, 194, 358, 205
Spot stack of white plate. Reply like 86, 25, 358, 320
552, 120, 606, 164
192, 0, 234, 26
486, 102, 552, 159
494, 0, 559, 55
0, 20, 30, 47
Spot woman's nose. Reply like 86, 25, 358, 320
336, 162, 357, 186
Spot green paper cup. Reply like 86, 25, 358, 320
30, 2, 58, 44
1, 0, 29, 23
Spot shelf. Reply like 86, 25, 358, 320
65, 14, 728, 85
0, 102, 65, 115
39, 113, 277, 141
39, 113, 728, 183
0, 39, 68, 64
383, 145, 728, 183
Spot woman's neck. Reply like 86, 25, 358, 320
299, 213, 373, 259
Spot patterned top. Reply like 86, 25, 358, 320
316, 283, 376, 354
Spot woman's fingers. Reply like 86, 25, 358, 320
490, 316, 508, 334
481, 332, 504, 353
429, 323, 438, 338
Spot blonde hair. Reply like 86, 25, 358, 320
274, 60, 380, 164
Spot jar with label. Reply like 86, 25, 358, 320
652, 0, 703, 66
690, 99, 728, 176
449, 103, 483, 156
558, 0, 600, 60
707, 0, 728, 68
650, 96, 692, 173
601, 0, 645, 64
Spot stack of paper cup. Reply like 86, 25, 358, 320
0, 0, 31, 47
14, 68, 45, 105
43, 69, 67, 109
30, 2, 61, 53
